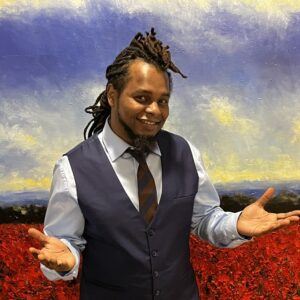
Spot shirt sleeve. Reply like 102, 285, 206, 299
188, 141, 250, 248
41, 156, 86, 281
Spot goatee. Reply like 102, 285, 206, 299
132, 135, 157, 153
120, 118, 157, 153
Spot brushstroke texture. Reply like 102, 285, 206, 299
1, 0, 300, 192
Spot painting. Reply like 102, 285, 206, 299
0, 1, 299, 298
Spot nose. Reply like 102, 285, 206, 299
145, 101, 160, 115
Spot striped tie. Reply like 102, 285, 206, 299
127, 148, 158, 223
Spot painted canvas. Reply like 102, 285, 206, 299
1, 1, 299, 298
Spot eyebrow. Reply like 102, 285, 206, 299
133, 89, 170, 97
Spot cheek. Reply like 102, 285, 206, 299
118, 101, 135, 117
121, 106, 142, 125
162, 108, 169, 120
126, 103, 146, 118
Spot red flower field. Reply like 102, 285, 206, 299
0, 223, 299, 299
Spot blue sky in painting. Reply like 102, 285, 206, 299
0, 8, 149, 88
2, 5, 300, 94
1, 0, 300, 192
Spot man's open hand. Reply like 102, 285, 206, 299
28, 228, 76, 272
237, 187, 300, 237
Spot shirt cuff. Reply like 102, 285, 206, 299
227, 212, 252, 247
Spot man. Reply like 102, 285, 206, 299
28, 29, 300, 299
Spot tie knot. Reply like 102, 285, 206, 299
126, 148, 147, 165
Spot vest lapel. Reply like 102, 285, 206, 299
92, 134, 143, 218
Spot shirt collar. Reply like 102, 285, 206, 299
101, 119, 161, 162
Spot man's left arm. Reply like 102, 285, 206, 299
188, 141, 300, 247
188, 141, 250, 248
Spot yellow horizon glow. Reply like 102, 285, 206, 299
0, 176, 51, 193
202, 152, 300, 184
1, 153, 300, 193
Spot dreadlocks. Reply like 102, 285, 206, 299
84, 28, 187, 139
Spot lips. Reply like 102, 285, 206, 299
138, 118, 161, 125
137, 118, 161, 131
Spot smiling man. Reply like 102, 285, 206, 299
107, 59, 170, 151
28, 29, 300, 300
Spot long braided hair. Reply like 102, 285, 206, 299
84, 28, 187, 139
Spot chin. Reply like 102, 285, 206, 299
132, 134, 157, 152
119, 118, 160, 151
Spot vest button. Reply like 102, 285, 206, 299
152, 250, 158, 257
148, 229, 155, 236
154, 289, 161, 296
153, 270, 159, 278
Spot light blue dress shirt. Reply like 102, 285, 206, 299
41, 120, 248, 280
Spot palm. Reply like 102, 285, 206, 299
237, 188, 300, 237
28, 228, 76, 272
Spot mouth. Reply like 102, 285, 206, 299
138, 119, 160, 125
137, 118, 161, 130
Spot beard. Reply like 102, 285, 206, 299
118, 114, 158, 153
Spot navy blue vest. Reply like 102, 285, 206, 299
67, 130, 200, 299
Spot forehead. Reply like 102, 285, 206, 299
123, 60, 170, 94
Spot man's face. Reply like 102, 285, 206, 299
108, 60, 170, 147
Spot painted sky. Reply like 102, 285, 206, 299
1, 0, 300, 193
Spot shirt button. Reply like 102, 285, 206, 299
152, 250, 158, 257
155, 289, 161, 296
148, 229, 155, 236
153, 271, 159, 278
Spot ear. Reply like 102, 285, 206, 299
106, 83, 117, 108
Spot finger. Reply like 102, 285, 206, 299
285, 215, 300, 222
258, 217, 296, 236
40, 256, 65, 271
29, 247, 41, 254
55, 256, 74, 272
56, 259, 68, 271
38, 252, 56, 266
28, 228, 48, 244
256, 187, 275, 207
277, 219, 292, 228
39, 258, 56, 269
31, 249, 62, 271
277, 210, 300, 219
31, 252, 48, 264
266, 219, 290, 232
29, 247, 41, 259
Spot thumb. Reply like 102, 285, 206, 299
28, 228, 48, 245
255, 187, 275, 207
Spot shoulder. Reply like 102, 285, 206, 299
157, 130, 194, 159
157, 129, 190, 147
158, 130, 200, 152
158, 130, 205, 167
65, 134, 100, 157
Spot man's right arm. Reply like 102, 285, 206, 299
41, 156, 86, 281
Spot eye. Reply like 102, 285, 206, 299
134, 95, 147, 103
158, 98, 169, 105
